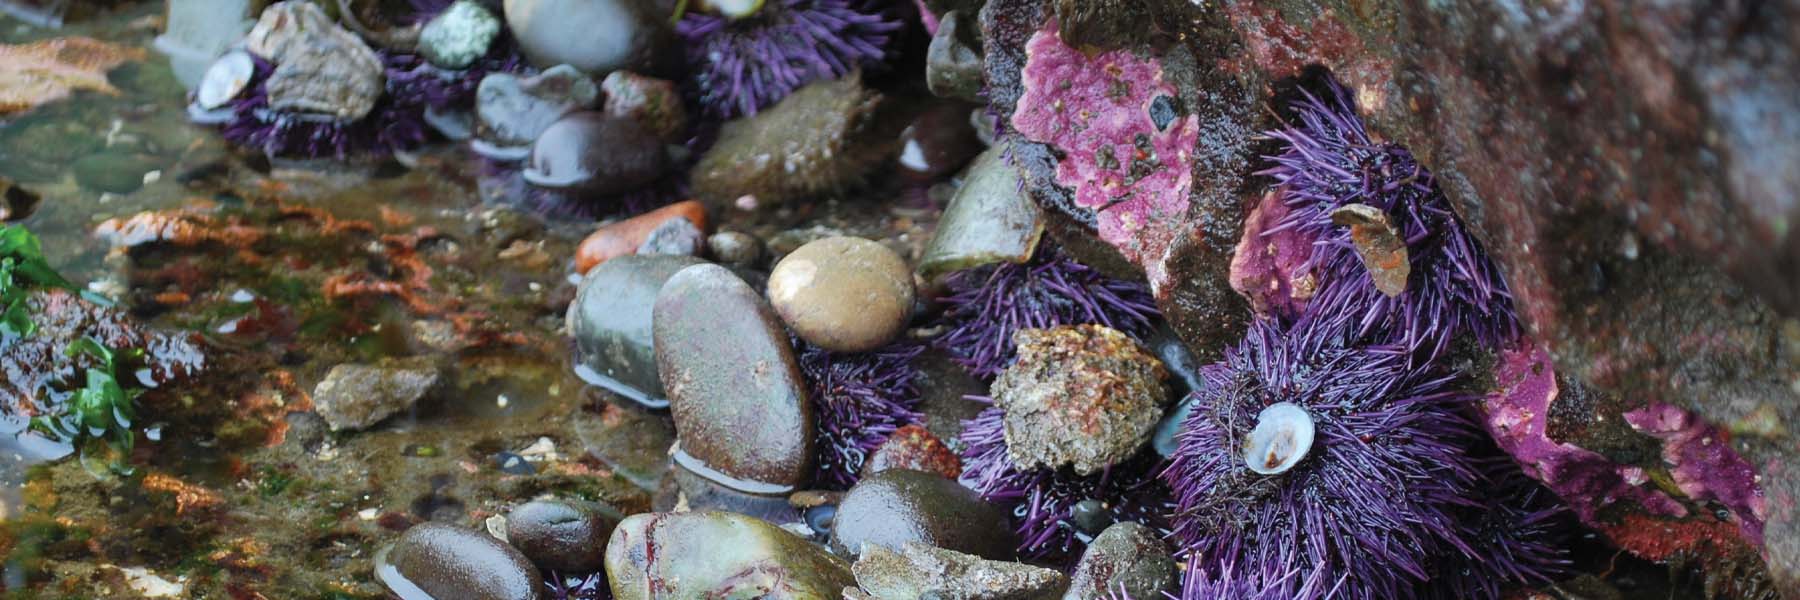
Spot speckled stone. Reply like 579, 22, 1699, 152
418, 0, 501, 69
768, 236, 915, 353
654, 263, 814, 491
1062, 522, 1177, 600
605, 511, 853, 600
852, 542, 1067, 600
830, 469, 1016, 560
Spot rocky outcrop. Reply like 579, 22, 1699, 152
979, 0, 1800, 593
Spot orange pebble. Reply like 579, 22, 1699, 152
573, 200, 707, 274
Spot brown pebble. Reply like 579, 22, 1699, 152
863, 424, 961, 480
767, 236, 915, 353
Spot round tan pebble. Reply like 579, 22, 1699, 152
767, 236, 915, 353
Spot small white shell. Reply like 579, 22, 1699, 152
1244, 402, 1315, 475
196, 50, 255, 110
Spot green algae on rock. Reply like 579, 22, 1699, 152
691, 73, 885, 210
605, 511, 854, 600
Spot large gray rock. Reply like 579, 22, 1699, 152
503, 0, 667, 74
567, 254, 704, 409
654, 263, 814, 492
605, 511, 853, 600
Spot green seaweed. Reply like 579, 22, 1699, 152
30, 338, 148, 477
0, 225, 75, 337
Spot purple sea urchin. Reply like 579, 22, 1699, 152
934, 247, 1158, 380
1425, 454, 1573, 600
544, 571, 609, 600
798, 341, 925, 490
958, 401, 1171, 562
1162, 311, 1483, 600
1173, 551, 1341, 600
1259, 78, 1516, 359
219, 53, 431, 159
675, 0, 902, 119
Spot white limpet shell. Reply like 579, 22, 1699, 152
703, 0, 765, 19
1244, 401, 1315, 475
196, 50, 255, 110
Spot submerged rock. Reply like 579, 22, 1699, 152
377, 522, 541, 600
523, 112, 669, 195
505, 498, 622, 573
418, 0, 502, 70
72, 151, 160, 195
991, 325, 1169, 475
568, 254, 704, 409
654, 263, 814, 492
830, 468, 1016, 560
605, 511, 854, 600
1062, 522, 1177, 600
692, 74, 884, 209
851, 542, 1067, 600
474, 66, 599, 158
767, 236, 915, 353
311, 359, 441, 431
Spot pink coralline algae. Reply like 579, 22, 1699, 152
1227, 191, 1315, 320
1483, 344, 1687, 523
1010, 21, 1197, 270
1623, 402, 1768, 546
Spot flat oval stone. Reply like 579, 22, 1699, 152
505, 498, 623, 573
654, 263, 814, 492
768, 236, 915, 353
377, 522, 541, 600
568, 254, 704, 409
830, 468, 1016, 560
606, 511, 854, 600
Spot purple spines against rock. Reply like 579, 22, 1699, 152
221, 53, 430, 159
676, 0, 902, 120
1258, 77, 1516, 359
1161, 313, 1484, 600
544, 571, 609, 599
476, 156, 686, 221
1425, 454, 1573, 600
387, 50, 529, 113
934, 248, 1158, 380
798, 340, 926, 490
958, 401, 1171, 562
1175, 550, 1342, 600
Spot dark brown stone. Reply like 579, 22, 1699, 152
830, 469, 1017, 561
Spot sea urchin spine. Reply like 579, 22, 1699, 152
934, 247, 1158, 380
676, 0, 902, 119
798, 340, 925, 490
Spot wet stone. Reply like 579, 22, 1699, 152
419, 0, 502, 70
917, 144, 1043, 281
926, 10, 984, 102
504, 0, 665, 74
768, 236, 916, 353
247, 1, 384, 120
602, 70, 687, 143
567, 254, 705, 409
523, 111, 669, 195
377, 522, 541, 600
657, 460, 803, 526
474, 65, 599, 157
897, 102, 983, 182
707, 231, 763, 266
635, 216, 703, 257
691, 74, 883, 209
993, 325, 1169, 475
851, 542, 1067, 600
311, 359, 441, 431
605, 511, 854, 600
654, 263, 814, 492
1062, 522, 1177, 600
505, 498, 623, 573
863, 424, 961, 480
830, 468, 1016, 560
574, 200, 708, 274
573, 398, 675, 490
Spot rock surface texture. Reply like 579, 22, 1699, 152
980, 0, 1800, 593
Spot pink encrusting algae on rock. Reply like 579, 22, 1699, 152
1623, 402, 1768, 546
1483, 344, 1689, 522
1010, 21, 1197, 273
1228, 191, 1316, 320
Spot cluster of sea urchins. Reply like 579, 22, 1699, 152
796, 340, 926, 490
934, 246, 1158, 380
676, 0, 903, 119
1258, 79, 1517, 359
1157, 78, 1567, 600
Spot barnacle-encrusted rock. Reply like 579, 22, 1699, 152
418, 0, 501, 70
850, 542, 1067, 600
991, 324, 1168, 475
245, 1, 385, 120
